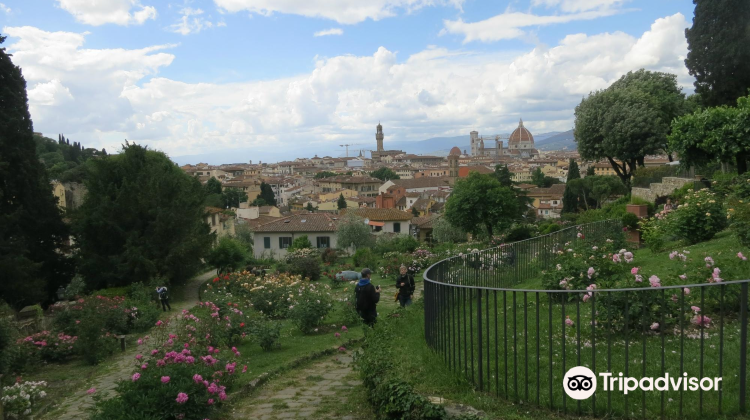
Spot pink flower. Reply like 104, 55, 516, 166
669, 251, 678, 260
341, 326, 348, 331
739, 252, 748, 261
132, 373, 140, 382
338, 346, 347, 352
176, 392, 189, 404
631, 267, 639, 275
156, 320, 163, 326
193, 374, 203, 384
679, 274, 687, 280
161, 376, 170, 384
692, 315, 712, 328
242, 365, 248, 373
135, 354, 143, 360
650, 322, 659, 331
587, 267, 595, 279
582, 294, 590, 303
691, 306, 701, 313
334, 332, 341, 338
87, 388, 96, 394
635, 274, 643, 283
565, 316, 574, 327
624, 252, 633, 263
705, 257, 714, 266
671, 294, 678, 303
612, 254, 621, 263
649, 275, 661, 288
683, 287, 690, 295
207, 398, 215, 405
137, 339, 143, 345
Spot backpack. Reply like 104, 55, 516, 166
159, 288, 169, 300
354, 284, 367, 313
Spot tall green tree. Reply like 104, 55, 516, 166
0, 34, 72, 308
669, 95, 750, 174
685, 0, 750, 108
337, 193, 347, 210
336, 212, 373, 250
370, 167, 400, 181
562, 159, 581, 214
586, 166, 596, 177
305, 202, 315, 212
204, 177, 222, 195
445, 172, 519, 238
492, 164, 513, 187
531, 167, 546, 187
206, 237, 248, 275
222, 189, 247, 208
73, 143, 214, 289
258, 182, 277, 206
567, 176, 627, 210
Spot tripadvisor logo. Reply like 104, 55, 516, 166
563, 367, 722, 400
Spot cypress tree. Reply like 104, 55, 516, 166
562, 159, 581, 214
337, 193, 347, 210
0, 34, 72, 308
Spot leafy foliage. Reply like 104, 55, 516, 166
492, 164, 513, 187
206, 237, 249, 274
565, 176, 627, 210
431, 217, 466, 243
684, 0, 750, 107
445, 172, 519, 237
0, 35, 73, 309
73, 143, 214, 289
337, 193, 347, 210
669, 94, 750, 174
336, 212, 374, 250
258, 182, 277, 206
314, 171, 337, 179
370, 167, 400, 181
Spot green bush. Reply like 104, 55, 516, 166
621, 212, 640, 231
284, 248, 321, 281
93, 287, 129, 298
288, 288, 334, 334
353, 248, 378, 270
320, 247, 338, 265
504, 224, 536, 242
250, 318, 281, 351
288, 235, 313, 251
373, 234, 420, 256
670, 189, 727, 243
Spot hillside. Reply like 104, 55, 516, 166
534, 129, 576, 151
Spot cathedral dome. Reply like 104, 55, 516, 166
449, 146, 461, 156
508, 119, 534, 144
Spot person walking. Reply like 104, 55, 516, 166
156, 286, 171, 312
354, 268, 380, 326
395, 265, 415, 307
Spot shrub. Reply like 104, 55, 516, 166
670, 189, 727, 243
288, 235, 313, 251
431, 217, 467, 244
90, 344, 245, 420
728, 197, 750, 247
621, 212, 640, 231
353, 248, 378, 270
374, 234, 420, 256
320, 247, 338, 265
504, 224, 536, 242
284, 248, 321, 281
249, 318, 281, 351
63, 275, 86, 300
206, 236, 249, 274
2, 381, 47, 418
17, 330, 78, 362
288, 287, 334, 334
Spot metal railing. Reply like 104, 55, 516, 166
423, 220, 750, 418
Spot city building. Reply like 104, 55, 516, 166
470, 119, 539, 159
252, 213, 339, 259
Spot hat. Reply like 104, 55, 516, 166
361, 268, 372, 277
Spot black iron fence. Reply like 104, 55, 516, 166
423, 221, 750, 418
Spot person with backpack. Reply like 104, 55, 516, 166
354, 268, 380, 326
156, 286, 171, 312
395, 265, 415, 307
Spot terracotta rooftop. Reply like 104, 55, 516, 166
252, 213, 339, 232
342, 208, 413, 221
391, 177, 451, 189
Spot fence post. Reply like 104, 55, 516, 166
477, 288, 483, 391
740, 282, 748, 414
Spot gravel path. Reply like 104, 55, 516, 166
41, 271, 214, 420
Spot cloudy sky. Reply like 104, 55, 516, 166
1, 0, 696, 163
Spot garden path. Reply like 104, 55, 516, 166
228, 352, 374, 420
41, 270, 214, 420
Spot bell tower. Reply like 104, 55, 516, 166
376, 122, 384, 152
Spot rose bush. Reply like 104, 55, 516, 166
17, 330, 77, 363
1, 380, 47, 418
669, 189, 727, 243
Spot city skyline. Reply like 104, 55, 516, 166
1, 0, 696, 163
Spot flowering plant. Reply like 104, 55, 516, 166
17, 330, 77, 362
669, 189, 727, 244
1, 381, 47, 417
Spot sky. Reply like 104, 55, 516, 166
0, 0, 697, 163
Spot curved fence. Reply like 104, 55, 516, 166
423, 220, 750, 418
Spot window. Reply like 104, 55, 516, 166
316, 237, 330, 248
279, 237, 292, 249
393, 222, 401, 233
264, 237, 271, 249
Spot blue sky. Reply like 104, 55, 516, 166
0, 0, 697, 163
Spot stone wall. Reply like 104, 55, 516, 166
631, 177, 693, 202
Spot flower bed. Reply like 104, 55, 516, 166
1, 381, 47, 418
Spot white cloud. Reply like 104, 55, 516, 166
5, 14, 692, 159
214, 0, 464, 24
532, 0, 628, 13
169, 7, 220, 35
441, 8, 621, 43
0, 3, 11, 14
56, 0, 157, 26
314, 28, 343, 37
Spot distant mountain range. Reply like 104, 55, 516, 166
171, 130, 576, 165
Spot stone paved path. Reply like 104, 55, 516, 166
41, 271, 215, 420
228, 352, 374, 420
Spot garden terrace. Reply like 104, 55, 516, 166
423, 220, 750, 419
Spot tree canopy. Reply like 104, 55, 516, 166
492, 164, 513, 187
431, 217, 467, 243
34, 133, 105, 183
575, 70, 686, 187
73, 143, 214, 289
206, 236, 248, 275
566, 176, 628, 210
337, 193, 347, 210
370, 167, 400, 181
314, 171, 337, 179
445, 172, 519, 238
685, 0, 750, 107
258, 182, 277, 206
0, 34, 73, 308
336, 212, 373, 250
669, 94, 750, 174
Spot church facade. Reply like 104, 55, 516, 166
470, 119, 539, 159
